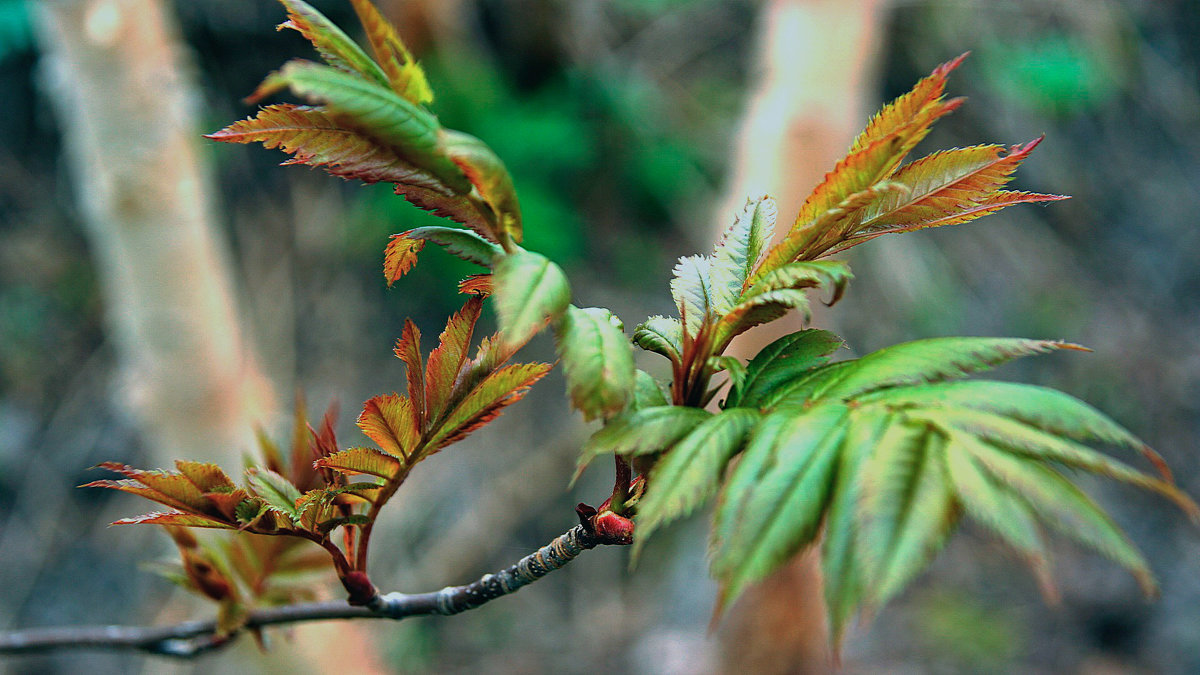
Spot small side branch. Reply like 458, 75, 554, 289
0, 525, 619, 659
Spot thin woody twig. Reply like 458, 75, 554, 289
0, 525, 619, 659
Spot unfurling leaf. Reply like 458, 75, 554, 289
493, 250, 570, 348
556, 306, 636, 422
632, 316, 683, 366
245, 468, 303, 521
425, 297, 484, 417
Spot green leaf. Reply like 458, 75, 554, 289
858, 380, 1143, 449
712, 404, 849, 606
576, 406, 712, 474
634, 409, 761, 556
315, 447, 404, 480
406, 226, 503, 268
632, 316, 683, 365
822, 409, 891, 647
493, 250, 571, 348
245, 468, 303, 521
629, 369, 670, 412
556, 306, 637, 422
953, 434, 1157, 595
442, 129, 523, 243
857, 422, 957, 606
941, 442, 1053, 594
726, 329, 844, 409
260, 61, 469, 193
670, 255, 715, 337
316, 514, 374, 536
813, 337, 1079, 401
710, 197, 777, 312
277, 0, 388, 87
713, 289, 813, 347
906, 406, 1196, 516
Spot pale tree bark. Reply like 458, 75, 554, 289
714, 1, 889, 673
34, 0, 275, 467
32, 3, 390, 673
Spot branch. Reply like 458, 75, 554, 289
0, 525, 619, 659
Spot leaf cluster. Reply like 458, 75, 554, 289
95, 1, 1195, 651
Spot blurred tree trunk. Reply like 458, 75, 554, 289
714, 0, 888, 672
34, 2, 388, 674
34, 0, 275, 466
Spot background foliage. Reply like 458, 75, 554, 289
2, 0, 1200, 672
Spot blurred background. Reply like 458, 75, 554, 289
2, 0, 1199, 673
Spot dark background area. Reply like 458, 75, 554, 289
1, 0, 1199, 672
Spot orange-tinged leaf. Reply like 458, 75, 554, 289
384, 232, 425, 286
425, 296, 483, 418
207, 105, 448, 189
357, 393, 419, 458
426, 362, 552, 450
204, 490, 251, 521
316, 447, 405, 479
849, 52, 967, 155
394, 320, 425, 425
779, 55, 968, 262
111, 511, 237, 530
175, 461, 235, 493
91, 463, 209, 512
753, 182, 906, 279
859, 138, 1048, 232
458, 274, 493, 296
348, 0, 434, 105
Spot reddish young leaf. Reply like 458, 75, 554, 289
458, 274, 493, 296
89, 463, 209, 512
357, 393, 419, 459
315, 447, 405, 480
175, 460, 236, 493
111, 511, 237, 530
426, 362, 552, 450
394, 320, 425, 425
857, 138, 1061, 233
849, 52, 968, 156
425, 296, 484, 418
207, 105, 448, 189
392, 183, 498, 243
384, 232, 425, 286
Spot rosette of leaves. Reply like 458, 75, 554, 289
579, 55, 1199, 644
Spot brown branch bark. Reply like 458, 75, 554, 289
0, 525, 620, 659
